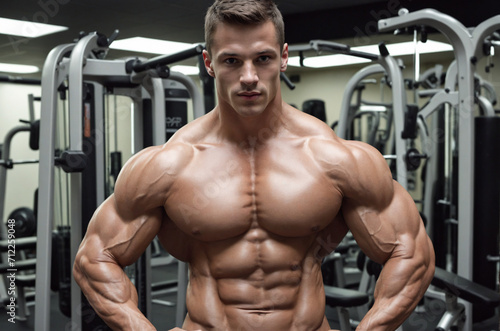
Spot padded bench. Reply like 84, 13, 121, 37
324, 285, 369, 330
430, 267, 500, 330
432, 267, 500, 306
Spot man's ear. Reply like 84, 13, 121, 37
280, 43, 289, 72
203, 50, 215, 77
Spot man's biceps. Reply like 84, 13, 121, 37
91, 199, 136, 231
348, 218, 396, 263
352, 233, 392, 265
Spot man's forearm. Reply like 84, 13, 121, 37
73, 256, 156, 330
357, 255, 434, 330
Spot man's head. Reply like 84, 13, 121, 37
202, 0, 288, 119
204, 0, 285, 56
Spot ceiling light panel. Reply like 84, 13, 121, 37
0, 63, 39, 74
110, 37, 197, 55
0, 17, 68, 38
288, 40, 453, 68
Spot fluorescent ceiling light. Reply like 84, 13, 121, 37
360, 105, 388, 112
110, 37, 196, 55
171, 65, 200, 76
288, 40, 453, 68
0, 63, 39, 74
356, 40, 453, 56
0, 17, 67, 38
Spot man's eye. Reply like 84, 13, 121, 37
224, 58, 238, 64
258, 56, 270, 62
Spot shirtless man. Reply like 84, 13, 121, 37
73, 0, 435, 330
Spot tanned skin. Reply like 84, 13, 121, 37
73, 20, 435, 331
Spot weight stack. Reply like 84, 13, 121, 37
473, 116, 500, 322
302, 99, 326, 122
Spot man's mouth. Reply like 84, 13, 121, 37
238, 91, 261, 100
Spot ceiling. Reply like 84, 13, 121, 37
0, 0, 499, 80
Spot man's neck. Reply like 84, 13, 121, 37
214, 100, 286, 147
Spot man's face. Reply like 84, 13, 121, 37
203, 21, 288, 118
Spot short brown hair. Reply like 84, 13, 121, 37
204, 0, 285, 55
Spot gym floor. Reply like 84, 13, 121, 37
1, 262, 498, 330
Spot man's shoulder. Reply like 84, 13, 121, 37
110, 142, 195, 216
141, 113, 216, 167
115, 142, 194, 195
305, 132, 352, 164
306, 132, 384, 166
131, 142, 195, 173
305, 134, 393, 196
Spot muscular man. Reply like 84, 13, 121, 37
73, 0, 435, 330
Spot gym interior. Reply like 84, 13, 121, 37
1, 0, 499, 330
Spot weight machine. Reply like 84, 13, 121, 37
35, 31, 204, 331
378, 8, 500, 329
290, 9, 500, 330
0, 92, 40, 321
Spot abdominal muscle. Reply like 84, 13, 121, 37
180, 226, 332, 331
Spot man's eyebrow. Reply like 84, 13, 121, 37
218, 52, 239, 59
216, 49, 278, 59
257, 49, 278, 55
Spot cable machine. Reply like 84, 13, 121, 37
378, 8, 500, 328
35, 31, 204, 331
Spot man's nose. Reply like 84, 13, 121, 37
240, 62, 258, 86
